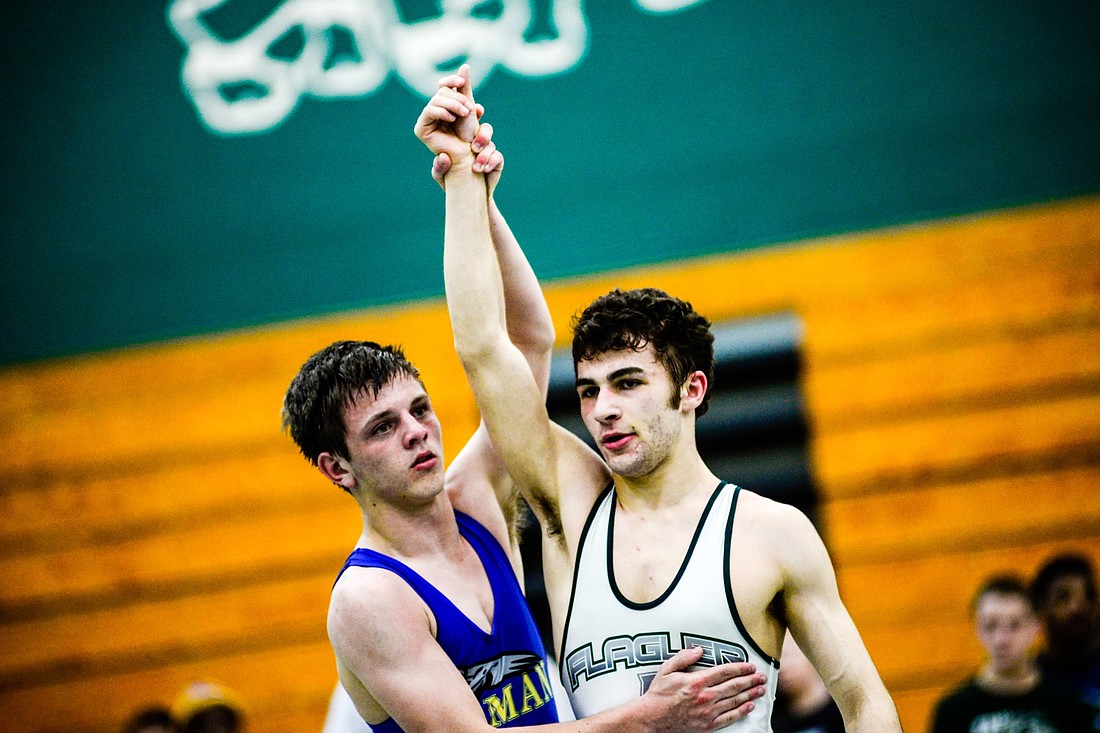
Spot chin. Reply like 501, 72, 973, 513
607, 455, 652, 478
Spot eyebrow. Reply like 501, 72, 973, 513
357, 409, 396, 436
575, 366, 647, 388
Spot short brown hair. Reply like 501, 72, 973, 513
282, 341, 422, 469
971, 573, 1033, 616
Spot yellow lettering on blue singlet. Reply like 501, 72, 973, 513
484, 686, 519, 727
534, 660, 554, 700
520, 671, 544, 712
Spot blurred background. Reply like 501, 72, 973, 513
1, 1, 1098, 730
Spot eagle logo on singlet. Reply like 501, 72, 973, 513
461, 652, 557, 727
461, 651, 544, 695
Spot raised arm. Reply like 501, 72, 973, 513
415, 67, 579, 536
438, 117, 554, 502
431, 143, 555, 393
778, 508, 902, 731
428, 120, 555, 393
413, 67, 561, 551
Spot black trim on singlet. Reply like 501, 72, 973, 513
558, 482, 616, 667
607, 481, 728, 610
723, 485, 780, 667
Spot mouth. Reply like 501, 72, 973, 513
600, 432, 634, 452
411, 451, 437, 471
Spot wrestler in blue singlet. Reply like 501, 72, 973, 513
335, 512, 559, 731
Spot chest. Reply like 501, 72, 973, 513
605, 502, 783, 658
414, 542, 496, 634
611, 518, 777, 598
610, 513, 699, 603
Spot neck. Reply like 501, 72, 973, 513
614, 448, 717, 511
358, 492, 460, 559
976, 658, 1040, 695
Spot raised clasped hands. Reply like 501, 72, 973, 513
414, 64, 503, 195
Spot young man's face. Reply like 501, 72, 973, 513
574, 344, 687, 478
329, 375, 445, 502
975, 592, 1038, 673
1040, 573, 1095, 648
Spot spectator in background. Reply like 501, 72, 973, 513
771, 630, 844, 733
930, 574, 1095, 732
172, 680, 244, 733
122, 705, 176, 733
1031, 553, 1100, 709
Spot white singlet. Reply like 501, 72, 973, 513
559, 481, 779, 731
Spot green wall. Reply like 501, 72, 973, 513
2, 0, 1098, 364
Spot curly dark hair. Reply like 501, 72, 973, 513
282, 341, 422, 470
571, 288, 715, 416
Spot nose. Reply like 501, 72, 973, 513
592, 388, 621, 424
401, 412, 429, 449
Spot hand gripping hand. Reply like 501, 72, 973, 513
414, 64, 501, 190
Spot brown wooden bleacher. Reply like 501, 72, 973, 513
0, 303, 483, 732
794, 197, 1100, 730
0, 195, 1096, 731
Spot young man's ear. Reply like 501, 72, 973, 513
318, 452, 357, 491
680, 371, 708, 413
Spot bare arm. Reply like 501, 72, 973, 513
421, 69, 553, 390
448, 193, 557, 549
437, 143, 558, 543
432, 151, 552, 393
414, 69, 557, 547
330, 571, 767, 733
416, 67, 584, 536
430, 128, 555, 393
778, 509, 902, 731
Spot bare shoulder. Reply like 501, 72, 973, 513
328, 566, 430, 646
732, 488, 815, 535
732, 488, 828, 568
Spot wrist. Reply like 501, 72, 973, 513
444, 153, 477, 176
613, 696, 653, 733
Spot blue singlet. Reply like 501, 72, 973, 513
334, 512, 559, 731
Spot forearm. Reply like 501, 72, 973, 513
488, 199, 555, 393
841, 695, 902, 733
445, 165, 507, 362
512, 697, 654, 733
816, 635, 900, 731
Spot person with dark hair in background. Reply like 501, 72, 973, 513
428, 65, 900, 732
930, 573, 1096, 732
122, 705, 176, 733
1031, 553, 1100, 709
772, 631, 844, 733
279, 65, 766, 733
172, 680, 243, 733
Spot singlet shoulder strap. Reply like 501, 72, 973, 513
722, 483, 778, 666
454, 510, 524, 595
558, 481, 614, 664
